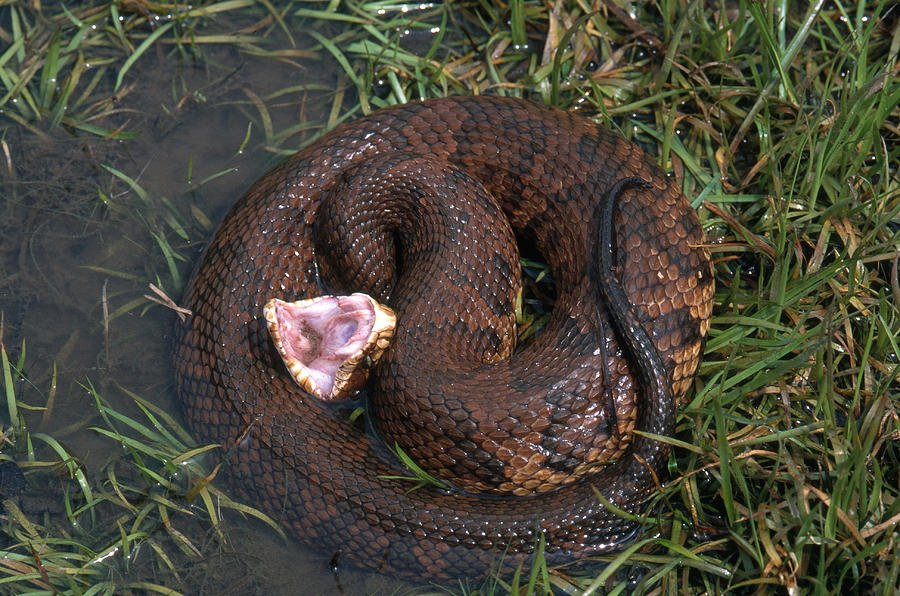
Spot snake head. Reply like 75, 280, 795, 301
263, 294, 396, 400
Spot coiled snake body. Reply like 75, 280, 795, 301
173, 96, 713, 579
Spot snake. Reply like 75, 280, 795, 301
172, 95, 714, 580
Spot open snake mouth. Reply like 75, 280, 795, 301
264, 293, 396, 400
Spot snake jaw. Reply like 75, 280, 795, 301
263, 294, 396, 400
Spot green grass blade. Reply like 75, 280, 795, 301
114, 21, 175, 92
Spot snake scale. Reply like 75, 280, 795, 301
172, 96, 714, 579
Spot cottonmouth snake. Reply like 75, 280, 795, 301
172, 96, 714, 579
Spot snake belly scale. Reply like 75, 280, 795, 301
172, 96, 714, 579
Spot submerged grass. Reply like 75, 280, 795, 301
1, 0, 898, 594
0, 339, 282, 594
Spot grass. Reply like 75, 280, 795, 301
1, 0, 898, 594
0, 340, 283, 595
